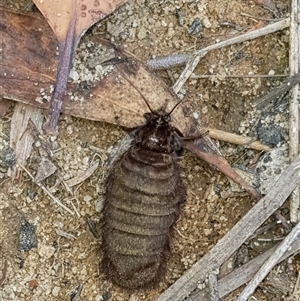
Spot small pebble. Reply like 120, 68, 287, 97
192, 112, 199, 119
84, 195, 93, 202
202, 17, 212, 28
38, 244, 56, 259
27, 279, 38, 290
52, 286, 60, 297
268, 69, 275, 75
82, 156, 89, 165
0, 147, 16, 168
27, 188, 36, 200
137, 27, 147, 40
161, 20, 167, 27
35, 141, 41, 148
257, 124, 283, 147
202, 106, 208, 114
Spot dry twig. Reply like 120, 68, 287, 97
289, 0, 299, 223
156, 154, 300, 301
203, 127, 271, 151
236, 220, 300, 301
190, 73, 287, 78
188, 237, 300, 300
172, 14, 300, 94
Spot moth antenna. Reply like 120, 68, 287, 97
112, 63, 155, 114
141, 95, 154, 114
167, 100, 182, 116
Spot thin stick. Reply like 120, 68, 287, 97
172, 14, 300, 94
146, 14, 298, 73
146, 53, 189, 71
69, 198, 81, 218
203, 127, 271, 151
289, 0, 299, 223
19, 164, 74, 215
155, 154, 300, 301
236, 219, 300, 301
190, 74, 287, 79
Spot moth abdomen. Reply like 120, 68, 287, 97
102, 108, 186, 289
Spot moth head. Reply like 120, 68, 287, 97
143, 109, 171, 127
135, 109, 182, 154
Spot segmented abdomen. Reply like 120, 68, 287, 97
102, 146, 185, 289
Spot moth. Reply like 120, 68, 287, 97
101, 100, 189, 289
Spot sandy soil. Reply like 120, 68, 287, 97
0, 0, 298, 301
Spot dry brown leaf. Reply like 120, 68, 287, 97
0, 8, 193, 130
35, 158, 57, 183
0, 8, 260, 199
0, 8, 57, 102
33, 0, 127, 42
32, 0, 128, 133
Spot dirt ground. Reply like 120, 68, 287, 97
0, 0, 299, 301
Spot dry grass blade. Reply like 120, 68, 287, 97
156, 154, 300, 301
18, 164, 74, 215
254, 73, 300, 109
65, 161, 99, 187
70, 283, 85, 301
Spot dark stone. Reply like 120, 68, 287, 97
187, 18, 203, 35
0, 147, 16, 168
18, 218, 37, 251
257, 124, 283, 148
